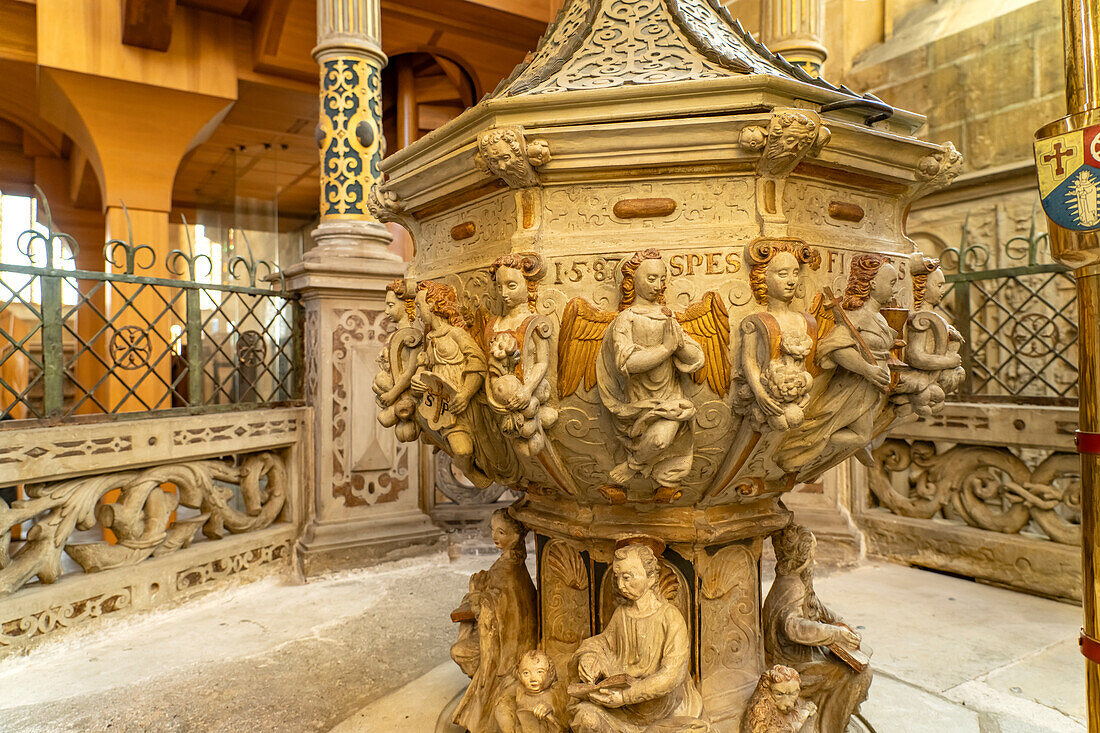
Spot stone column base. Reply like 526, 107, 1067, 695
297, 511, 444, 577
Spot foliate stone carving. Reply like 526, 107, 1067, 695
698, 543, 762, 708
892, 255, 965, 417
176, 541, 291, 590
733, 240, 822, 431
367, 181, 404, 223
741, 665, 816, 733
913, 141, 963, 198
869, 440, 1082, 545
451, 509, 538, 733
763, 524, 871, 733
1, 590, 131, 650
0, 452, 288, 596
540, 539, 590, 679
475, 127, 551, 188
558, 249, 728, 499
570, 542, 708, 732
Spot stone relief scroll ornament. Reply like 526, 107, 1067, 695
733, 240, 822, 431
569, 542, 709, 733
374, 279, 423, 442
412, 281, 515, 488
740, 665, 817, 733
485, 254, 559, 457
474, 126, 552, 188
912, 141, 963, 200
366, 180, 404, 223
557, 249, 730, 500
775, 254, 899, 472
763, 524, 871, 733
891, 254, 965, 418
451, 509, 538, 733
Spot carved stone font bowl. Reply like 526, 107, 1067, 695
370, 0, 962, 728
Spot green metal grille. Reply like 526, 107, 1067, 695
939, 213, 1078, 403
0, 194, 302, 421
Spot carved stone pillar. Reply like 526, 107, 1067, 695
285, 0, 440, 575
762, 0, 828, 77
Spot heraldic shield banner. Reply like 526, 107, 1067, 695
1036, 124, 1100, 231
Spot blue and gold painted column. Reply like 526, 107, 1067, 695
762, 0, 828, 78
308, 0, 398, 261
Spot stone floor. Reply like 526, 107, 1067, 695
0, 552, 1085, 732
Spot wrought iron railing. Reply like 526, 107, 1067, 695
938, 213, 1077, 403
0, 194, 302, 421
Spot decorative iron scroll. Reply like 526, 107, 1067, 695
867, 438, 1081, 545
0, 192, 301, 420
933, 211, 1078, 401
0, 450, 289, 597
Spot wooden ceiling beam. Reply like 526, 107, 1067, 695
121, 0, 178, 52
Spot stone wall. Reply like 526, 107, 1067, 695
842, 0, 1064, 172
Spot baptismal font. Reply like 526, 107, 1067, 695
369, 0, 964, 730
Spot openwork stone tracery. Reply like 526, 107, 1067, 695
372, 0, 964, 729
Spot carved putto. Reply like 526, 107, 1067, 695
475, 126, 552, 188
497, 649, 567, 733
733, 239, 822, 431
741, 665, 816, 733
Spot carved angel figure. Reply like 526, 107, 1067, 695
558, 250, 729, 496
892, 254, 964, 417
485, 254, 558, 457
451, 509, 539, 733
374, 279, 422, 442
741, 665, 816, 733
570, 543, 707, 733
763, 525, 871, 733
733, 240, 821, 431
776, 255, 898, 470
411, 281, 497, 487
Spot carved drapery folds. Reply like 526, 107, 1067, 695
475, 126, 552, 188
868, 439, 1082, 545
0, 451, 288, 596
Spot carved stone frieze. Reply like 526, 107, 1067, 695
176, 541, 291, 590
1, 590, 131, 650
475, 127, 551, 188
0, 451, 289, 596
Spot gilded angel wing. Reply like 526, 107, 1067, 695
464, 305, 492, 355
557, 298, 615, 397
807, 291, 837, 377
676, 291, 731, 397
